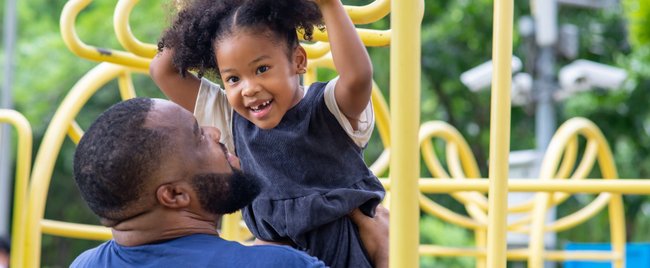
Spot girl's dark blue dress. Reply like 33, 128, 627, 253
233, 81, 385, 268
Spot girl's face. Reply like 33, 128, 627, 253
215, 30, 306, 129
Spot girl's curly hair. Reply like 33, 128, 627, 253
159, 0, 323, 78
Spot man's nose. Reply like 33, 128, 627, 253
204, 127, 222, 141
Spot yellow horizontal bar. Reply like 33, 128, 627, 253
312, 27, 390, 47
543, 250, 621, 261
420, 246, 620, 261
41, 219, 112, 241
380, 178, 650, 194
419, 245, 484, 257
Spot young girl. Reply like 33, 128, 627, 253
150, 0, 386, 267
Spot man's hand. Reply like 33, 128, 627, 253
349, 205, 389, 268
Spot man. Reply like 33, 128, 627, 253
71, 98, 387, 267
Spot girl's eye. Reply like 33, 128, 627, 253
226, 76, 240, 84
256, 65, 269, 74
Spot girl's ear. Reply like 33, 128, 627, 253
293, 45, 308, 74
156, 182, 192, 208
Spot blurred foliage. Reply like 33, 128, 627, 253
419, 215, 475, 268
1, 0, 649, 266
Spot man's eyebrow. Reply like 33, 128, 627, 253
193, 120, 200, 136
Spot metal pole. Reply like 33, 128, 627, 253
530, 1, 558, 267
535, 47, 556, 155
486, 0, 514, 266
534, 0, 558, 155
1, 0, 18, 238
389, 0, 423, 267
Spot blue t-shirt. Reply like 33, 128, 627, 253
70, 234, 326, 267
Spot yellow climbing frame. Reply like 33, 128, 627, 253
9, 0, 650, 267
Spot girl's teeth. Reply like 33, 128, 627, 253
251, 100, 271, 111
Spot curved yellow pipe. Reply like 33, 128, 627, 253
303, 42, 331, 60
345, 0, 391, 25
0, 110, 32, 268
529, 118, 625, 268
419, 193, 484, 229
60, 0, 151, 70
419, 121, 488, 210
114, 0, 158, 58
118, 70, 137, 99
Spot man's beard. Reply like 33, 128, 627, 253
190, 169, 263, 215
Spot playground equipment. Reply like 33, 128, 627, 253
0, 110, 31, 268
6, 0, 650, 267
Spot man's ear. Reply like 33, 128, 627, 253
156, 183, 192, 208
293, 45, 308, 74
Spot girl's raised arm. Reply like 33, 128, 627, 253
318, 0, 373, 130
149, 48, 201, 112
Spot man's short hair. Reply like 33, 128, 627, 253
73, 98, 167, 220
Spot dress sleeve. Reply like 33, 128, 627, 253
322, 77, 375, 148
193, 78, 236, 153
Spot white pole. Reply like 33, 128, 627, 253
1, 0, 18, 238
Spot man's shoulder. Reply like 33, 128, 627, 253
70, 240, 113, 267
70, 236, 326, 268
236, 244, 327, 267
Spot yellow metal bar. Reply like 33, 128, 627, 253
419, 245, 485, 257
0, 110, 32, 268
118, 71, 137, 100
419, 121, 488, 210
368, 82, 391, 175
25, 63, 146, 268
41, 219, 112, 241
486, 0, 514, 266
114, 0, 158, 58
389, 0, 422, 267
389, 179, 650, 194
312, 27, 390, 47
419, 194, 484, 229
303, 42, 331, 60
371, 82, 391, 148
549, 194, 610, 231
420, 246, 620, 261
555, 136, 578, 178
67, 121, 84, 144
529, 118, 625, 268
60, 0, 151, 70
345, 0, 390, 25
220, 212, 242, 241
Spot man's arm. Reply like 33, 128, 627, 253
149, 48, 201, 112
349, 205, 389, 268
